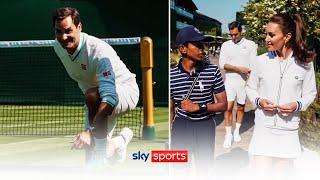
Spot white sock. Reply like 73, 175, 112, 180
93, 137, 107, 162
235, 123, 241, 133
225, 126, 232, 136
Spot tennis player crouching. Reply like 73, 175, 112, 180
52, 7, 139, 166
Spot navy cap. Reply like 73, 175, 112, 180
176, 26, 207, 45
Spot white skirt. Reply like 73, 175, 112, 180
248, 123, 302, 159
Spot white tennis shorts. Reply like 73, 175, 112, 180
85, 78, 139, 138
225, 78, 246, 105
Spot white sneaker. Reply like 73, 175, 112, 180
114, 128, 133, 162
233, 132, 242, 142
223, 134, 233, 148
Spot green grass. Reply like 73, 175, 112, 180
0, 107, 168, 173
153, 107, 169, 139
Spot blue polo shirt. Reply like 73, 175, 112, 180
170, 60, 225, 121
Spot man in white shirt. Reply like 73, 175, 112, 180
52, 7, 139, 165
219, 21, 257, 148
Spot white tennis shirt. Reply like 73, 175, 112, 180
53, 32, 136, 106
219, 38, 257, 82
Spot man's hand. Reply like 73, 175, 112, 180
181, 99, 199, 112
277, 102, 297, 114
237, 66, 251, 75
259, 99, 277, 112
71, 130, 94, 150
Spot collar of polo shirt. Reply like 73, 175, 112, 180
178, 59, 204, 76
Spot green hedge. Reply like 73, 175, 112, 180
257, 45, 267, 55
299, 72, 320, 153
170, 49, 180, 67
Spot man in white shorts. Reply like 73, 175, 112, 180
219, 21, 257, 148
52, 7, 139, 165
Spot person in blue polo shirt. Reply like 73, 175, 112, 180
170, 26, 227, 176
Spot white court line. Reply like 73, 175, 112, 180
0, 137, 61, 146
0, 137, 72, 156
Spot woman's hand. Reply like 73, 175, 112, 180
259, 99, 277, 112
277, 102, 297, 114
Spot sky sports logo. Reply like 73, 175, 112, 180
132, 150, 188, 163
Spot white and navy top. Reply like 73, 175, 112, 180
246, 51, 316, 133
170, 60, 225, 121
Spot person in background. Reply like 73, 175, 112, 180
219, 21, 257, 148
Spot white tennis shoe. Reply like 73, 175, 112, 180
233, 131, 242, 142
223, 134, 233, 148
113, 127, 133, 162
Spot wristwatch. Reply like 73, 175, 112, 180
199, 103, 207, 113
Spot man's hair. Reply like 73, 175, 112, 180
52, 7, 81, 27
228, 21, 242, 32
